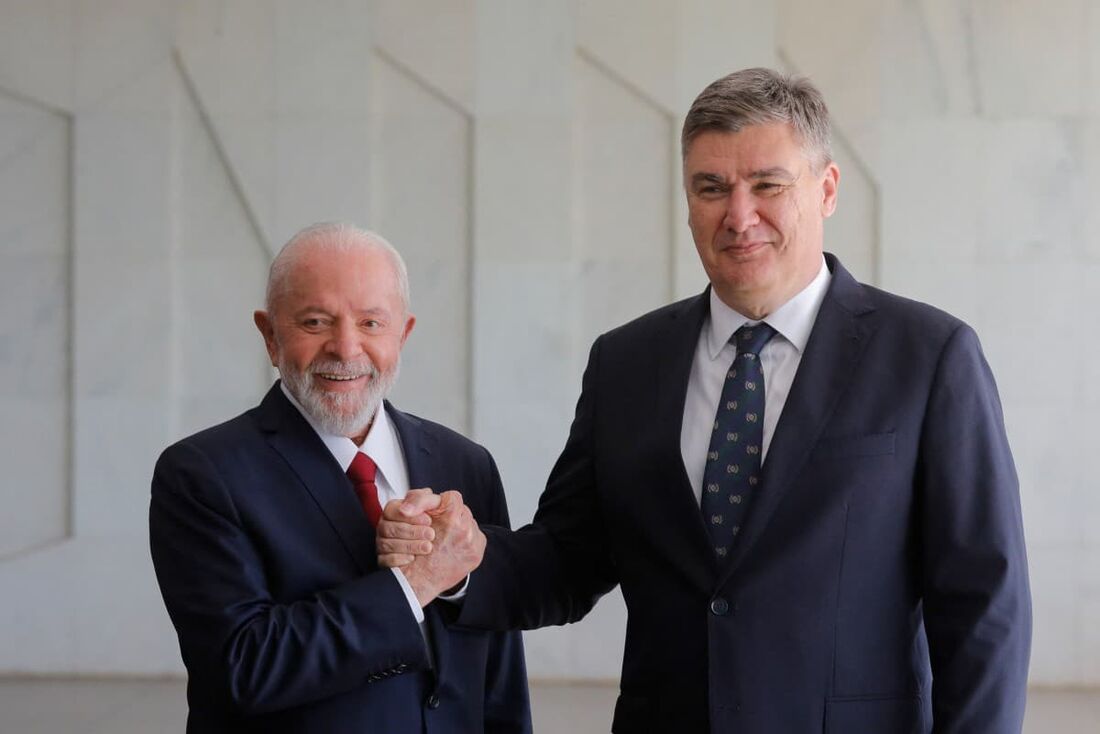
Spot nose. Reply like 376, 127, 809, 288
325, 320, 363, 362
722, 187, 759, 234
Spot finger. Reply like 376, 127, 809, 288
378, 553, 414, 568
428, 490, 465, 517
377, 520, 435, 541
383, 497, 431, 524
399, 488, 442, 517
378, 537, 433, 555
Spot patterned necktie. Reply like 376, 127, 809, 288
347, 452, 383, 527
700, 322, 777, 559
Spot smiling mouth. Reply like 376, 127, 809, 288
316, 373, 366, 382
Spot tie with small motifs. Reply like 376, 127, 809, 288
347, 452, 383, 527
700, 322, 776, 560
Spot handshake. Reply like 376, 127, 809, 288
376, 489, 487, 607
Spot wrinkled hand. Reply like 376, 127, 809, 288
378, 489, 485, 606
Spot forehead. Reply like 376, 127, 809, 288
683, 123, 807, 173
281, 246, 400, 310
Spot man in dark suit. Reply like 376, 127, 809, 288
150, 223, 531, 733
379, 69, 1031, 732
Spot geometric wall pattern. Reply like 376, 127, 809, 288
370, 51, 473, 433
0, 88, 72, 559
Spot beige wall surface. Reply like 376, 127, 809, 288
0, 0, 1095, 687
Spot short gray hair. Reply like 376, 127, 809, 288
265, 222, 411, 315
681, 67, 832, 168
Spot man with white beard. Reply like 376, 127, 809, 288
149, 223, 531, 734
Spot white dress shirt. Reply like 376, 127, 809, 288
680, 257, 832, 505
279, 384, 426, 624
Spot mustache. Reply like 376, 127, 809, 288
307, 360, 380, 379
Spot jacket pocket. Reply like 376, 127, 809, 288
824, 694, 923, 733
810, 432, 896, 461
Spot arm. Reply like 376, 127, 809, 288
462, 335, 620, 630
918, 324, 1031, 732
379, 337, 620, 631
149, 441, 429, 715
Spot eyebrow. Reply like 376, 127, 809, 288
689, 168, 797, 187
748, 167, 796, 181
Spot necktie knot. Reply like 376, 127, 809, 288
732, 322, 776, 357
347, 452, 377, 484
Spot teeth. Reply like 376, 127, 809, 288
318, 374, 361, 381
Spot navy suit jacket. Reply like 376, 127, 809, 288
150, 385, 531, 733
460, 255, 1030, 733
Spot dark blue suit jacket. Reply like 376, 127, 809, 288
150, 385, 531, 733
460, 255, 1030, 733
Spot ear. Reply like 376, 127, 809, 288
820, 162, 840, 218
254, 310, 279, 367
399, 313, 416, 348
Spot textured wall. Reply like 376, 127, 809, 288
0, 0, 1092, 688
779, 0, 1100, 686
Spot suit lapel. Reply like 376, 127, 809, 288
721, 255, 876, 580
258, 384, 377, 573
386, 404, 452, 682
653, 292, 725, 585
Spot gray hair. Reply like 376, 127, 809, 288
265, 222, 411, 315
681, 67, 832, 168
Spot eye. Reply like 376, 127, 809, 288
696, 184, 729, 198
299, 317, 329, 331
754, 182, 786, 195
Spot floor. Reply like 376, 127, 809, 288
0, 678, 1096, 732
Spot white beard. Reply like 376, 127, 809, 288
279, 356, 400, 437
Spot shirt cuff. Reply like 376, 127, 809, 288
438, 574, 469, 602
391, 567, 425, 623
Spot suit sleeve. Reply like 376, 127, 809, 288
918, 323, 1031, 732
478, 449, 534, 734
461, 336, 619, 631
149, 440, 429, 715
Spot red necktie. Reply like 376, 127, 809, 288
347, 452, 383, 527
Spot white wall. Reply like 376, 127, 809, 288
0, 0, 1095, 687
779, 0, 1100, 686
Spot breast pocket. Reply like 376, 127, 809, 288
810, 432, 896, 462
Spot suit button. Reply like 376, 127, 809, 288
426, 693, 441, 709
710, 598, 729, 616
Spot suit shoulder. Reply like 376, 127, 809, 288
597, 293, 704, 347
858, 282, 972, 342
156, 406, 264, 466
388, 407, 494, 463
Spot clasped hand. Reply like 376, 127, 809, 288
376, 489, 485, 606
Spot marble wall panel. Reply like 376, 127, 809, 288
575, 0, 677, 112
978, 120, 1086, 264
370, 0, 475, 113
573, 54, 674, 355
875, 120, 982, 266
970, 0, 1089, 118
1027, 546, 1083, 684
0, 91, 70, 559
0, 0, 76, 112
1083, 122, 1100, 262
173, 64, 270, 438
824, 131, 878, 284
370, 54, 472, 432
72, 0, 176, 112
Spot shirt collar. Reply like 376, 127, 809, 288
706, 255, 832, 359
279, 382, 403, 483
